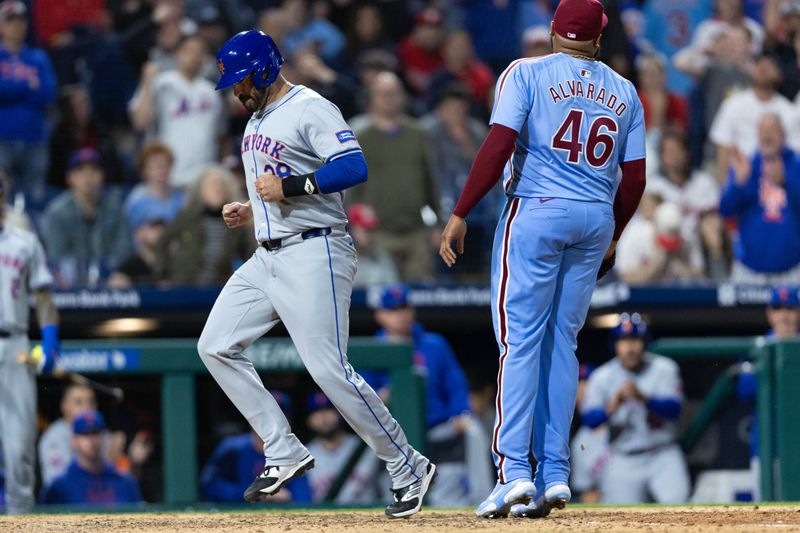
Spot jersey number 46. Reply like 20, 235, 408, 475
551, 109, 617, 168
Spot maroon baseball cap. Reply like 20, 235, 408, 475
553, 0, 608, 41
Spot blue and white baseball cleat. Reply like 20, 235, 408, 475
510, 483, 571, 518
475, 479, 537, 518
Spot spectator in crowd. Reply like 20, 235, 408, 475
637, 54, 688, 137
350, 72, 440, 281
304, 391, 382, 504
616, 200, 704, 284
767, 1, 800, 99
107, 213, 166, 288
201, 391, 311, 503
143, 2, 216, 80
720, 113, 800, 284
41, 411, 142, 505
39, 384, 99, 487
124, 142, 184, 234
42, 148, 131, 288
348, 49, 400, 130
38, 384, 150, 488
348, 203, 399, 287
427, 31, 494, 113
676, 24, 753, 166
676, 0, 764, 69
569, 364, 609, 504
155, 165, 252, 286
129, 34, 225, 188
258, 8, 289, 51
48, 84, 123, 188
698, 209, 733, 280
365, 284, 494, 507
283, 50, 357, 119
396, 8, 444, 96
344, 3, 391, 65
421, 83, 496, 279
709, 54, 800, 181
31, 0, 107, 85
0, 169, 32, 231
647, 131, 720, 235
581, 313, 690, 504
644, 0, 712, 95
32, 0, 107, 50
282, 0, 345, 65
461, 0, 524, 72
0, 1, 57, 204
521, 25, 551, 58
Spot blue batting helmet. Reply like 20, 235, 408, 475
610, 312, 648, 341
215, 30, 284, 90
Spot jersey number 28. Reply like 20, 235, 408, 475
551, 109, 617, 168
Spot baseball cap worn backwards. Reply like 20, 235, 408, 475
553, 0, 608, 42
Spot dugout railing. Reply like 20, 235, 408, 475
650, 337, 800, 501
56, 338, 426, 504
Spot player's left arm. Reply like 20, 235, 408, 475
30, 237, 59, 374
602, 94, 647, 275
255, 99, 367, 202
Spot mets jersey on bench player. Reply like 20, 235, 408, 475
493, 53, 645, 200
240, 85, 362, 241
0, 225, 53, 333
582, 354, 683, 453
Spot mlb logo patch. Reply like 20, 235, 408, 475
580, 69, 591, 78
336, 130, 357, 143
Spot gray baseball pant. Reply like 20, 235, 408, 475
198, 229, 428, 489
0, 334, 35, 514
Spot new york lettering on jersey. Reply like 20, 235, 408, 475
491, 54, 646, 202
240, 85, 363, 241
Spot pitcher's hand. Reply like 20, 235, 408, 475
439, 215, 467, 267
222, 202, 252, 228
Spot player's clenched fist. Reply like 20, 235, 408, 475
255, 173, 285, 202
439, 215, 467, 268
222, 201, 253, 228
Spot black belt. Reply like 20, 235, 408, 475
0, 330, 11, 338
260, 227, 332, 251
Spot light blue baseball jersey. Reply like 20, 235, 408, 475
490, 53, 645, 203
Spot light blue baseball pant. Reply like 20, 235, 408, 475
489, 196, 613, 487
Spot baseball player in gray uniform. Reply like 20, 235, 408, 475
198, 30, 435, 519
0, 180, 60, 514
580, 313, 690, 504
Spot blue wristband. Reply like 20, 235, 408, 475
42, 324, 60, 348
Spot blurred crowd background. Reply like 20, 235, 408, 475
1, 0, 797, 512
4, 0, 800, 288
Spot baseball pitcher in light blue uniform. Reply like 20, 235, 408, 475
440, 0, 647, 519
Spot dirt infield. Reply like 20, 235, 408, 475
2, 506, 800, 532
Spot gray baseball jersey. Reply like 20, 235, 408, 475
198, 84, 429, 492
0, 225, 53, 333
240, 85, 361, 241
0, 224, 52, 514
581, 353, 690, 503
582, 353, 682, 453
